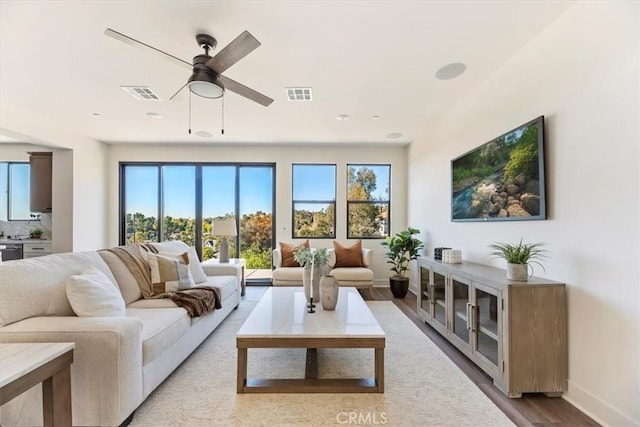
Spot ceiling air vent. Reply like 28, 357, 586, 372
121, 86, 161, 101
285, 87, 312, 101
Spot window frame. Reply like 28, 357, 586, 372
346, 163, 391, 239
291, 163, 337, 239
0, 161, 37, 221
119, 162, 276, 265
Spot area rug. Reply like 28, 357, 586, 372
130, 300, 514, 427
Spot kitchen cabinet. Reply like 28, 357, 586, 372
28, 152, 52, 213
23, 241, 52, 258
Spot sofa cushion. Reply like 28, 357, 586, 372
148, 252, 195, 295
0, 252, 116, 327
99, 250, 143, 304
199, 275, 237, 301
126, 307, 190, 365
127, 299, 179, 309
273, 267, 305, 282
330, 267, 374, 282
66, 267, 126, 317
279, 240, 309, 267
333, 240, 364, 267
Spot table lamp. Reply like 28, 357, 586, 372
213, 219, 237, 263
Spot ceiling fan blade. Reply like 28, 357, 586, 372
205, 31, 260, 74
104, 28, 192, 70
219, 75, 273, 107
169, 82, 188, 101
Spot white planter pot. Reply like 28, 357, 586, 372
507, 263, 529, 281
320, 275, 339, 310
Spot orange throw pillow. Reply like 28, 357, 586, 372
333, 240, 364, 267
280, 240, 310, 267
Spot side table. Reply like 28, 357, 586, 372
0, 342, 74, 427
201, 258, 246, 296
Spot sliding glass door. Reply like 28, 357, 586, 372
121, 163, 275, 283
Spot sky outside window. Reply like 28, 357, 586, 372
293, 164, 336, 201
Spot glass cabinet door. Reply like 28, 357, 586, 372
432, 270, 447, 327
451, 276, 471, 345
472, 283, 500, 367
419, 266, 432, 316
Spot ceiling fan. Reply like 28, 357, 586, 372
105, 28, 273, 106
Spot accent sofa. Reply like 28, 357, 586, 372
0, 241, 240, 427
272, 247, 374, 290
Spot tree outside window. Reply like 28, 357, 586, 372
347, 164, 390, 238
292, 164, 336, 238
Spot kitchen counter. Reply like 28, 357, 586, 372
0, 239, 52, 244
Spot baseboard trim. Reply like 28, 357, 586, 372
564, 380, 639, 426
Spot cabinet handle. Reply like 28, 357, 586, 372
470, 304, 477, 332
430, 284, 436, 305
466, 302, 472, 330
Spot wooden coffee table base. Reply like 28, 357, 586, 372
237, 337, 385, 393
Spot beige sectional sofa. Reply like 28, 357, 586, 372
0, 241, 240, 427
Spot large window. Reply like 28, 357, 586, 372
347, 164, 390, 238
0, 162, 34, 221
121, 163, 275, 276
292, 164, 336, 238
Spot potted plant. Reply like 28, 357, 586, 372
488, 238, 548, 281
294, 247, 330, 303
381, 227, 424, 298
30, 227, 44, 239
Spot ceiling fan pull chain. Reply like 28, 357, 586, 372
188, 90, 192, 135
221, 95, 225, 135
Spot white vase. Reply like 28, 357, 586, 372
320, 275, 339, 310
507, 263, 529, 281
303, 267, 321, 302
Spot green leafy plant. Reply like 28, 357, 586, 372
30, 227, 44, 238
488, 239, 548, 271
293, 247, 330, 268
381, 227, 424, 279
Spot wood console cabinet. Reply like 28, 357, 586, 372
417, 257, 567, 398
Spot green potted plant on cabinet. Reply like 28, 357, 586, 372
488, 238, 548, 281
30, 227, 44, 239
381, 227, 424, 298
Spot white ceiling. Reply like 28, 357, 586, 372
0, 1, 573, 145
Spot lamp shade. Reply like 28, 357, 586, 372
212, 219, 237, 237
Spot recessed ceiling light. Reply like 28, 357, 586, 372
336, 114, 351, 121
435, 63, 467, 80
372, 115, 380, 120
145, 112, 162, 119
386, 132, 403, 139
195, 130, 213, 138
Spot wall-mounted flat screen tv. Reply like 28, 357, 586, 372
451, 116, 546, 222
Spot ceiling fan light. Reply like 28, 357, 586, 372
188, 80, 224, 99
188, 69, 224, 99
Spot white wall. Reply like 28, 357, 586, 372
408, 2, 639, 426
0, 105, 109, 251
107, 143, 407, 283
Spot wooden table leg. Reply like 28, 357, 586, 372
237, 348, 247, 393
375, 347, 384, 393
305, 348, 318, 379
42, 366, 72, 427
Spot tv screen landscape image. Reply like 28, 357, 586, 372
451, 116, 546, 222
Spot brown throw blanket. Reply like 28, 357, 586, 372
166, 287, 221, 317
99, 245, 220, 318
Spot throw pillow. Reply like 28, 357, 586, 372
148, 252, 195, 295
159, 247, 207, 284
280, 240, 309, 267
66, 266, 126, 317
333, 240, 365, 267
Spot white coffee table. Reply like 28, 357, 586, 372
236, 287, 385, 393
